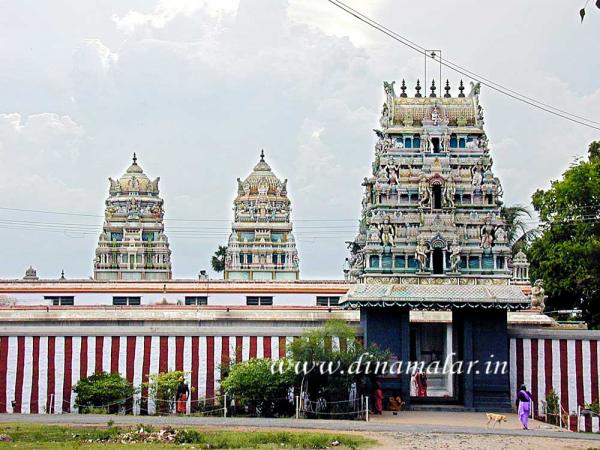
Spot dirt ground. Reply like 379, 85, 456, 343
371, 432, 600, 450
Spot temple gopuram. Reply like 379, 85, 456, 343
342, 80, 530, 411
93, 154, 172, 281
224, 151, 300, 281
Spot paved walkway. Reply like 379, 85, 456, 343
0, 412, 598, 441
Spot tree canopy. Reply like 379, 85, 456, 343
528, 141, 600, 327
211, 245, 227, 272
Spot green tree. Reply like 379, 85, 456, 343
528, 141, 600, 327
220, 358, 295, 417
144, 370, 186, 415
211, 245, 227, 272
73, 372, 136, 414
290, 320, 389, 407
500, 204, 539, 254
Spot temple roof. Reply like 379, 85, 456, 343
238, 150, 287, 196
340, 284, 530, 310
109, 153, 159, 195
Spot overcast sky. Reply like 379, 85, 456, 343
0, 0, 598, 280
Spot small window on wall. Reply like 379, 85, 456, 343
369, 255, 380, 268
316, 296, 340, 307
246, 296, 273, 306
113, 296, 141, 306
185, 296, 208, 306
45, 296, 74, 306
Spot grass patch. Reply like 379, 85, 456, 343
0, 423, 375, 449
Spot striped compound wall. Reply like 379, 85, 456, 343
0, 335, 308, 415
510, 333, 600, 433
1, 331, 599, 434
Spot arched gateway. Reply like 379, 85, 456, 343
341, 79, 530, 411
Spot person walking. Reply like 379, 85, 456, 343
176, 377, 189, 414
516, 384, 533, 430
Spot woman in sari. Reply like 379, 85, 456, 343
373, 381, 384, 415
516, 384, 533, 430
176, 377, 189, 414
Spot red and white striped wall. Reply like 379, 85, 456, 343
510, 335, 600, 433
0, 335, 327, 415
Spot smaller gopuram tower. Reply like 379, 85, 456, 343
94, 154, 172, 281
224, 150, 299, 281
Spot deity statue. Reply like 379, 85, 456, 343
415, 238, 430, 272
418, 175, 431, 208
477, 104, 484, 123
106, 205, 117, 220
128, 176, 140, 192
495, 226, 507, 244
449, 238, 461, 272
530, 279, 546, 310
368, 224, 380, 242
442, 133, 451, 152
431, 105, 441, 126
151, 203, 163, 220
387, 163, 399, 185
379, 216, 395, 246
480, 220, 494, 249
472, 166, 483, 187
420, 132, 429, 152
128, 198, 140, 220
444, 174, 456, 208
380, 103, 390, 128
108, 177, 120, 194
225, 253, 232, 268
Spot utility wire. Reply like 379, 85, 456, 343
326, 0, 600, 131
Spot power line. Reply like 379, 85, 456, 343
326, 0, 600, 131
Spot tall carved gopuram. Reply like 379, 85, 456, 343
347, 79, 512, 283
224, 151, 300, 281
94, 154, 172, 280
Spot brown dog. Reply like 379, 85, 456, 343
486, 413, 507, 428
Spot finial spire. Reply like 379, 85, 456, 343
458, 80, 465, 97
444, 80, 451, 98
400, 79, 407, 98
260, 149, 265, 162
132, 152, 137, 164
429, 79, 437, 97
415, 79, 422, 98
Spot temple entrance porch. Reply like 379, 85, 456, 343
344, 283, 529, 412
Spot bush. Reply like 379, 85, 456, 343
73, 372, 135, 414
144, 370, 186, 415
545, 389, 560, 425
221, 358, 295, 417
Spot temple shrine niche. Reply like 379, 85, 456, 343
224, 151, 299, 281
94, 154, 172, 281
342, 80, 530, 412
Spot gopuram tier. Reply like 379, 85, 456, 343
346, 79, 512, 284
94, 154, 172, 281
224, 151, 300, 281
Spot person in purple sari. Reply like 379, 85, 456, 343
516, 384, 533, 430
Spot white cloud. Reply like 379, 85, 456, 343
0, 0, 598, 279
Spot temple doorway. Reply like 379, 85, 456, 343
432, 248, 444, 274
409, 322, 455, 401
432, 185, 442, 209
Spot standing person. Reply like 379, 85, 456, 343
410, 372, 418, 397
176, 377, 189, 415
516, 384, 533, 430
373, 381, 384, 415
416, 370, 428, 397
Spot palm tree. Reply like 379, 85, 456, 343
500, 204, 540, 254
211, 245, 228, 272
